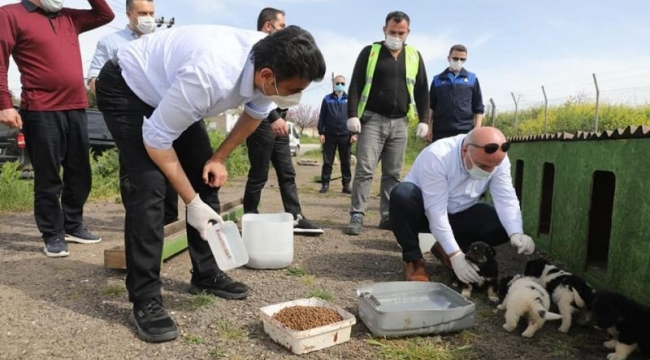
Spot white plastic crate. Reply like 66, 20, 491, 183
259, 298, 356, 355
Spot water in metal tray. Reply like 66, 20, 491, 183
377, 289, 459, 312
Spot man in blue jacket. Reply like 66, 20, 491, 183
317, 75, 356, 194
427, 44, 484, 142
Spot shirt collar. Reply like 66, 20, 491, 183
456, 135, 469, 173
240, 55, 260, 98
22, 0, 38, 12
125, 25, 140, 39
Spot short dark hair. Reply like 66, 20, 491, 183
251, 25, 326, 83
126, 0, 153, 11
385, 11, 410, 26
449, 44, 468, 55
257, 7, 285, 31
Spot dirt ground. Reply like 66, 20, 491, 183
0, 154, 632, 360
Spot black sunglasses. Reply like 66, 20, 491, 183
451, 57, 467, 62
467, 142, 511, 154
335, 82, 345, 85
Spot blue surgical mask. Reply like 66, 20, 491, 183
466, 151, 491, 180
334, 84, 345, 92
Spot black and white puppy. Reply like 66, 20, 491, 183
524, 258, 596, 333
497, 274, 562, 338
591, 290, 650, 360
452, 241, 499, 303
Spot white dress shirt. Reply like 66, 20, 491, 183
403, 134, 523, 254
116, 24, 275, 149
87, 26, 138, 80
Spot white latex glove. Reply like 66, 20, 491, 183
347, 117, 361, 133
450, 252, 481, 284
510, 233, 535, 255
416, 123, 429, 139
186, 194, 224, 241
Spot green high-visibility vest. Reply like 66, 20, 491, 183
357, 43, 420, 123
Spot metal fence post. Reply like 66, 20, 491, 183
542, 86, 548, 134
490, 98, 496, 126
593, 73, 600, 133
511, 92, 519, 132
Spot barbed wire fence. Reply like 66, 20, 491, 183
484, 72, 650, 137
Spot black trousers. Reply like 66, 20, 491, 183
96, 60, 220, 303
118, 154, 178, 225
389, 182, 510, 262
320, 134, 352, 186
243, 120, 301, 216
20, 109, 91, 240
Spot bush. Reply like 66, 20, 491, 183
207, 129, 250, 178
0, 161, 33, 212
89, 148, 121, 201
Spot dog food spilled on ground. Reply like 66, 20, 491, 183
272, 306, 343, 331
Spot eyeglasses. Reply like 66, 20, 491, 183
451, 57, 467, 62
467, 142, 511, 154
335, 82, 345, 86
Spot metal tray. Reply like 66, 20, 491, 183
357, 281, 476, 337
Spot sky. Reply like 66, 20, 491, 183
3, 0, 650, 114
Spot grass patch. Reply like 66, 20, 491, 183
307, 289, 333, 301
367, 335, 476, 360
188, 291, 217, 310
101, 284, 126, 296
299, 136, 321, 144
183, 334, 206, 345
215, 320, 247, 340
300, 275, 315, 286
209, 349, 228, 359
285, 265, 308, 277
0, 161, 33, 212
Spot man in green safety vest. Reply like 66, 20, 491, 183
345, 11, 430, 236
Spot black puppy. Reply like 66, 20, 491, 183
452, 241, 499, 302
591, 290, 650, 360
524, 258, 595, 333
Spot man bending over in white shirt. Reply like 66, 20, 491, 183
95, 24, 326, 343
389, 126, 535, 283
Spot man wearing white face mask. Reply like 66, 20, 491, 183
0, 0, 114, 257
95, 24, 326, 342
345, 11, 429, 235
388, 126, 535, 282
427, 44, 485, 142
243, 7, 323, 234
87, 0, 179, 226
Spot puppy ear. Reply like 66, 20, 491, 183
489, 246, 496, 257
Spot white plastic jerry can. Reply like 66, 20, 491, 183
206, 221, 249, 271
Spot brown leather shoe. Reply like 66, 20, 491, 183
403, 259, 430, 282
431, 242, 453, 270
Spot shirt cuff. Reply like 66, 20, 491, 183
504, 222, 524, 238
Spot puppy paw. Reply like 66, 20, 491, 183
603, 339, 617, 349
558, 324, 570, 333
502, 323, 515, 332
606, 353, 623, 360
461, 288, 471, 299
489, 295, 500, 303
521, 329, 536, 338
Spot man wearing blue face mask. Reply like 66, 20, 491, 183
427, 44, 485, 142
243, 7, 323, 235
317, 75, 354, 194
87, 0, 180, 226
388, 126, 535, 282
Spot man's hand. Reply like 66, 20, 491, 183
0, 108, 22, 129
450, 252, 481, 284
416, 123, 429, 139
319, 134, 325, 144
350, 134, 357, 144
203, 157, 228, 188
510, 234, 535, 255
271, 118, 288, 137
186, 194, 223, 240
426, 128, 433, 142
88, 77, 97, 95
347, 117, 361, 133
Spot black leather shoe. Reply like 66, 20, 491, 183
342, 184, 351, 194
319, 184, 329, 193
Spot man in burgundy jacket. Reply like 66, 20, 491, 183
0, 0, 114, 257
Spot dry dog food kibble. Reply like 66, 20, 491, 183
272, 305, 343, 331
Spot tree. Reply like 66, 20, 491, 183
286, 104, 319, 136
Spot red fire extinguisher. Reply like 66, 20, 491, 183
16, 132, 26, 149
